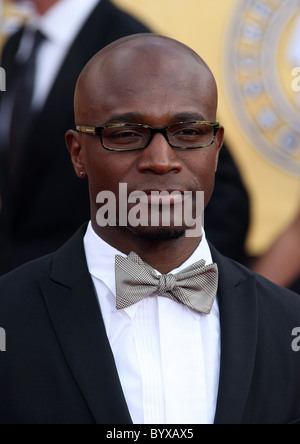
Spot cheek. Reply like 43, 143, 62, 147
85, 150, 134, 197
185, 150, 217, 204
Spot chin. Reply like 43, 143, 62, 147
130, 226, 186, 242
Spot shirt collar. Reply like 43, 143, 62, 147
84, 221, 126, 298
84, 221, 214, 297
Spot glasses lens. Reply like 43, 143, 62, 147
168, 122, 214, 148
102, 125, 149, 150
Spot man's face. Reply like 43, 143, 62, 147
67, 39, 224, 241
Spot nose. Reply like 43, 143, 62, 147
137, 133, 182, 175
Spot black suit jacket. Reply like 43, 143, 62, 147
0, 224, 300, 424
0, 0, 150, 274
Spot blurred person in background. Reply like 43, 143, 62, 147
205, 145, 250, 266
0, 0, 150, 274
0, 0, 250, 276
0, 0, 33, 43
251, 207, 300, 294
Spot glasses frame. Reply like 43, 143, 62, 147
76, 121, 221, 152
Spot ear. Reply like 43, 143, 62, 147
65, 130, 87, 179
214, 125, 225, 172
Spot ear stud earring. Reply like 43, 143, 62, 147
80, 171, 85, 177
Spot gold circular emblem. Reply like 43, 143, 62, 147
223, 0, 300, 177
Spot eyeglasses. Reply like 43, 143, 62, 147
76, 121, 221, 152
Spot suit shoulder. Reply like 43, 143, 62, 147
219, 252, 300, 311
211, 243, 300, 301
0, 254, 53, 299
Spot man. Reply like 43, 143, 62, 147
1, 34, 300, 425
0, 0, 150, 274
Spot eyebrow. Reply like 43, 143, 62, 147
104, 111, 207, 125
172, 112, 207, 122
105, 113, 145, 125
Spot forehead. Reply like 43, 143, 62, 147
76, 40, 217, 124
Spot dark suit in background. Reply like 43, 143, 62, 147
0, 224, 299, 424
0, 0, 150, 275
206, 143, 250, 265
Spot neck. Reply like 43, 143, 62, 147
34, 0, 60, 15
91, 223, 202, 274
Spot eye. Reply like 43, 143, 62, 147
172, 126, 206, 139
175, 128, 204, 136
102, 125, 149, 149
110, 130, 143, 138
105, 129, 145, 144
168, 122, 213, 148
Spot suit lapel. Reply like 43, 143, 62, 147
39, 225, 132, 424
211, 246, 259, 424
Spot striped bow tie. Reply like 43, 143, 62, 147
115, 252, 218, 314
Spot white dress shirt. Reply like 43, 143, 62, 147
84, 222, 221, 424
16, 0, 100, 110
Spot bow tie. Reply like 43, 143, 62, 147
115, 252, 218, 314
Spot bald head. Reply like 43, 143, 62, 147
74, 34, 218, 125
78, 33, 213, 81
